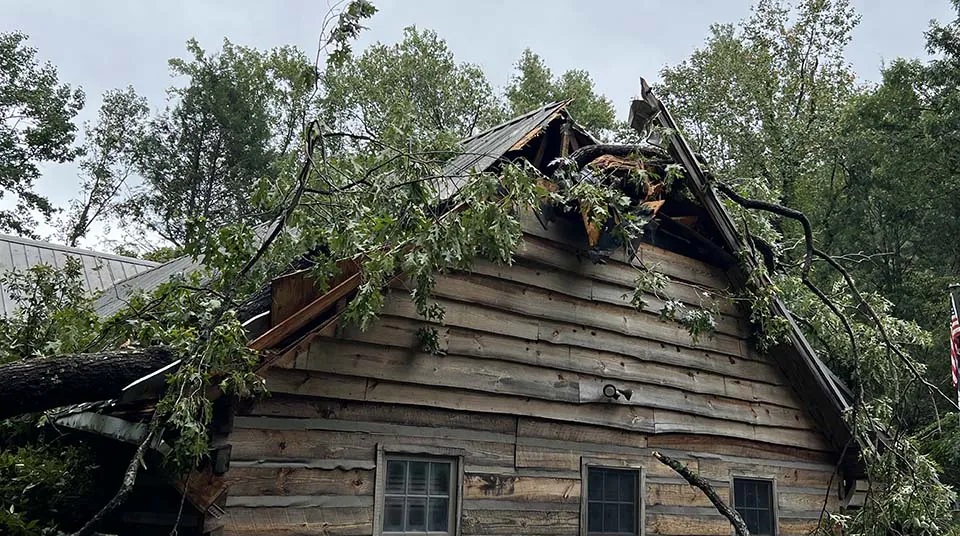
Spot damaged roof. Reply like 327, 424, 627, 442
436, 100, 580, 200
94, 104, 582, 318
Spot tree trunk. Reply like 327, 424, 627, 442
0, 347, 175, 420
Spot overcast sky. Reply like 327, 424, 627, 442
5, 0, 957, 248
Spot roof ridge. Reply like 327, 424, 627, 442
458, 100, 569, 144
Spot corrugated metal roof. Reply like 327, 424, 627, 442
93, 255, 202, 318
436, 101, 569, 200
94, 220, 281, 318
0, 234, 159, 316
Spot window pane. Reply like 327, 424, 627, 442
587, 468, 639, 535
602, 472, 618, 501
428, 498, 449, 531
738, 508, 753, 535
430, 462, 450, 495
406, 497, 426, 531
603, 503, 618, 532
386, 460, 406, 494
619, 503, 635, 534
384, 497, 404, 531
588, 501, 602, 532
757, 509, 772, 535
407, 461, 428, 494
758, 481, 771, 509
588, 470, 603, 500
734, 479, 774, 536
743, 481, 757, 507
619, 472, 635, 502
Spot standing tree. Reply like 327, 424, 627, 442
115, 39, 318, 248
62, 87, 148, 247
322, 26, 502, 151
0, 32, 84, 237
505, 48, 616, 135
658, 0, 858, 212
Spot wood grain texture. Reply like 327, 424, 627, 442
263, 368, 831, 451
288, 339, 811, 430
227, 467, 374, 497
223, 506, 372, 536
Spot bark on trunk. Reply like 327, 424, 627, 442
0, 347, 175, 419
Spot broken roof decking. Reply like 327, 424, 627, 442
436, 100, 588, 200
0, 234, 158, 316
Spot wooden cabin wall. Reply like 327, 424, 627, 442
222, 218, 840, 535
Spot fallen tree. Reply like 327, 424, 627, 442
0, 347, 174, 420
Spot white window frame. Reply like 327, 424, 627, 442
580, 457, 645, 536
729, 474, 779, 536
374, 444, 464, 536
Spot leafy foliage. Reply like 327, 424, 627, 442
0, 31, 84, 237
505, 48, 616, 135
61, 87, 148, 247
322, 26, 503, 150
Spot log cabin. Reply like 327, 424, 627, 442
55, 89, 865, 536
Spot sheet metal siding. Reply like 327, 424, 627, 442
0, 235, 158, 316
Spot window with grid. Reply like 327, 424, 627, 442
382, 457, 455, 535
586, 467, 639, 536
733, 478, 775, 536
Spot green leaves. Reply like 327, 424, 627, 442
0, 32, 84, 237
323, 26, 503, 149
505, 48, 616, 135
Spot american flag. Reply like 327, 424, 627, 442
951, 293, 960, 391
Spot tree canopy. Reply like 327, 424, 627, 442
0, 31, 84, 237
506, 48, 617, 135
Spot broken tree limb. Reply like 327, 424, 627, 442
714, 180, 814, 278
653, 451, 750, 536
0, 347, 175, 419
69, 427, 157, 536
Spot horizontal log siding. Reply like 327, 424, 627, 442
223, 398, 837, 536
273, 230, 823, 443
224, 219, 839, 535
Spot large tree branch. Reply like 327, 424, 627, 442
653, 451, 750, 536
0, 347, 175, 419
714, 180, 814, 278
714, 180, 959, 412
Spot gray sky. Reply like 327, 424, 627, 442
5, 0, 957, 248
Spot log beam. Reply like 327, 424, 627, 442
0, 347, 175, 419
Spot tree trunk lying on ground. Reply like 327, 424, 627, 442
0, 347, 175, 420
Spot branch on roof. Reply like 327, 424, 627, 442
714, 180, 959, 412
0, 347, 175, 420
653, 451, 750, 536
